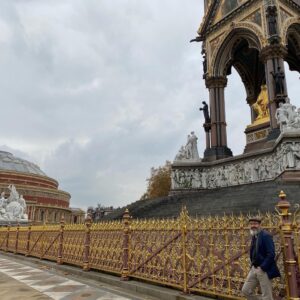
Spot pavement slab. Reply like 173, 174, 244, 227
0, 256, 132, 300
0, 253, 209, 300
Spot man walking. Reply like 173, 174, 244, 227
242, 216, 280, 300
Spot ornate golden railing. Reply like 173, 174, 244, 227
0, 193, 299, 299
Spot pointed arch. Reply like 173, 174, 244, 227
211, 26, 264, 104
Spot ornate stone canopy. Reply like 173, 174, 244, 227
192, 0, 300, 161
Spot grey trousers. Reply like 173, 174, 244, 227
242, 267, 274, 300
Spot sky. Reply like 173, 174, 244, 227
0, 0, 299, 210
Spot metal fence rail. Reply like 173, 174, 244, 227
0, 192, 299, 299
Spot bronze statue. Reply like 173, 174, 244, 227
200, 101, 211, 124
271, 67, 285, 96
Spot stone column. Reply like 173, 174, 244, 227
204, 76, 232, 161
32, 206, 36, 222
260, 44, 288, 139
45, 209, 49, 224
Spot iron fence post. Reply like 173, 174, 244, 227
180, 207, 189, 294
5, 226, 9, 252
25, 224, 31, 256
121, 209, 130, 281
14, 223, 20, 254
57, 216, 65, 265
83, 214, 92, 271
277, 191, 300, 299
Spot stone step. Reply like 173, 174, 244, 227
104, 180, 300, 220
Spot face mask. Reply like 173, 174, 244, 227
250, 229, 258, 236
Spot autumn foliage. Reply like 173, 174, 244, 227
141, 161, 171, 200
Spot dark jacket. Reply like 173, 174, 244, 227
250, 229, 280, 279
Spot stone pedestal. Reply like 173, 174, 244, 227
203, 146, 233, 162
0, 220, 28, 227
244, 121, 271, 153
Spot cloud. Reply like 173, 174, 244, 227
0, 1, 298, 210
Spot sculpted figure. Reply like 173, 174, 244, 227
7, 184, 19, 204
0, 192, 7, 220
228, 165, 235, 185
192, 169, 202, 188
18, 195, 27, 218
215, 169, 222, 187
275, 102, 288, 131
244, 162, 251, 183
0, 192, 7, 209
201, 170, 207, 189
252, 85, 269, 121
276, 102, 300, 132
172, 169, 181, 188
283, 103, 297, 121
3, 185, 28, 221
185, 171, 194, 188
271, 67, 285, 96
189, 132, 200, 160
267, 7, 278, 35
174, 146, 187, 161
222, 166, 228, 186
174, 132, 201, 161
281, 143, 295, 168
185, 134, 193, 159
200, 101, 211, 124
288, 108, 300, 129
202, 50, 208, 76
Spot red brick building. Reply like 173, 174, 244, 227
0, 151, 85, 224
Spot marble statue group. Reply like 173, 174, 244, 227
275, 101, 300, 133
174, 131, 200, 161
0, 185, 28, 221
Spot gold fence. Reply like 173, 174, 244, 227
0, 192, 299, 299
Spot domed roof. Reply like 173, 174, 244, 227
0, 151, 46, 176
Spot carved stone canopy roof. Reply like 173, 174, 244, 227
0, 151, 46, 176
198, 0, 300, 40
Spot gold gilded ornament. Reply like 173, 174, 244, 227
248, 85, 270, 127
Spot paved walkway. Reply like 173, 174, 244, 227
0, 256, 152, 300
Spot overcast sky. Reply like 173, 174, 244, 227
0, 1, 299, 210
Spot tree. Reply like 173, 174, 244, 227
143, 161, 171, 199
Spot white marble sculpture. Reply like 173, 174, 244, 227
171, 140, 300, 190
276, 101, 300, 133
174, 131, 201, 162
0, 185, 28, 221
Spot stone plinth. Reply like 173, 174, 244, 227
0, 220, 28, 227
244, 121, 271, 153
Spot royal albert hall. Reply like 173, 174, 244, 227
0, 151, 85, 224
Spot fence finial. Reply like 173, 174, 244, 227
279, 190, 286, 200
